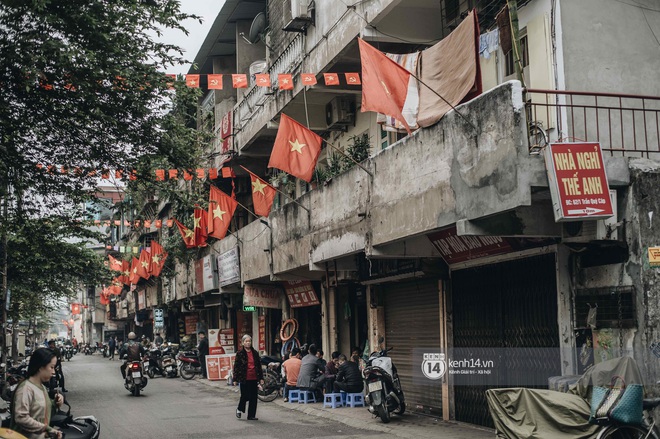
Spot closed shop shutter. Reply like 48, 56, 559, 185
384, 278, 442, 416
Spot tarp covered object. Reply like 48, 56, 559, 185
486, 357, 644, 438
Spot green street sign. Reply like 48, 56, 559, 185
243, 305, 257, 312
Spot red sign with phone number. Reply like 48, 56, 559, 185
544, 142, 613, 221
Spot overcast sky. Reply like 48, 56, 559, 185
162, 0, 226, 74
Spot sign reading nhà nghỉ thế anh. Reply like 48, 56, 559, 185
649, 247, 660, 267
544, 142, 614, 222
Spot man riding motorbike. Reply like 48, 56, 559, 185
120, 332, 147, 379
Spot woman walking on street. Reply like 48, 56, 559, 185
11, 348, 64, 439
232, 334, 264, 421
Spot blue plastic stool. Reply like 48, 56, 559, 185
345, 393, 365, 407
298, 390, 317, 404
339, 391, 347, 405
288, 389, 300, 403
323, 393, 344, 408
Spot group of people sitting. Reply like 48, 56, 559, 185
281, 344, 363, 402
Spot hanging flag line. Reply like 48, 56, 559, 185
176, 72, 362, 90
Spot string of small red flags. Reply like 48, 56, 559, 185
176, 72, 361, 90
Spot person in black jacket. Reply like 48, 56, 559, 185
232, 334, 264, 420
197, 331, 209, 378
333, 354, 364, 393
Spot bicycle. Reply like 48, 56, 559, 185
596, 397, 660, 438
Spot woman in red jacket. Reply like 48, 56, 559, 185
232, 334, 264, 420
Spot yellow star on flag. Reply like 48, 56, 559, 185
252, 179, 267, 195
289, 139, 305, 154
141, 261, 149, 269
184, 228, 194, 239
193, 216, 202, 229
213, 206, 226, 221
152, 254, 161, 264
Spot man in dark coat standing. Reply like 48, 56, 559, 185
197, 331, 209, 378
108, 336, 116, 360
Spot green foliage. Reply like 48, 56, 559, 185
314, 134, 372, 185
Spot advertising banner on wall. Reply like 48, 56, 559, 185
544, 142, 614, 222
219, 328, 235, 354
208, 329, 226, 355
284, 281, 320, 308
195, 255, 218, 293
184, 314, 198, 335
244, 284, 283, 309
217, 247, 240, 287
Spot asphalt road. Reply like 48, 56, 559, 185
61, 353, 387, 439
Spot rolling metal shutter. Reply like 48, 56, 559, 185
384, 278, 442, 416
452, 253, 560, 427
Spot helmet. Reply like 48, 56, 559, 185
141, 335, 146, 339
128, 332, 137, 340
48, 339, 56, 345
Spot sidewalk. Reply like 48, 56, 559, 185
196, 377, 495, 439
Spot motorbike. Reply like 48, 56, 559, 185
63, 345, 73, 361
124, 360, 148, 396
161, 345, 178, 378
50, 399, 100, 439
177, 350, 202, 380
101, 343, 109, 358
258, 356, 283, 402
145, 348, 165, 378
362, 347, 406, 423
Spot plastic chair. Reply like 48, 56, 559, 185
323, 393, 344, 408
298, 390, 317, 403
288, 389, 300, 403
345, 393, 365, 407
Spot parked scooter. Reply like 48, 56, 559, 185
258, 356, 283, 402
50, 399, 100, 439
177, 350, 202, 380
362, 347, 406, 423
161, 344, 178, 378
124, 360, 148, 396
145, 347, 164, 378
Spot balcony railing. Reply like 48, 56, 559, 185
234, 33, 305, 141
526, 88, 660, 160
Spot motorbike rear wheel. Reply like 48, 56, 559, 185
597, 424, 659, 439
180, 364, 195, 380
377, 402, 391, 423
257, 373, 280, 402
132, 386, 140, 396
147, 367, 155, 379
394, 401, 406, 416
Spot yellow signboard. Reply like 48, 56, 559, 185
649, 247, 660, 267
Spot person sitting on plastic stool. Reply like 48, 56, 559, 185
333, 354, 363, 394
282, 347, 302, 402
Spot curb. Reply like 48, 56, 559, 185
193, 377, 494, 438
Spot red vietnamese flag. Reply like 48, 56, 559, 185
300, 73, 317, 85
175, 220, 196, 248
193, 208, 208, 247
149, 241, 168, 277
136, 249, 151, 280
207, 74, 223, 89
278, 74, 294, 90
255, 74, 271, 87
267, 114, 322, 182
323, 73, 340, 86
242, 166, 277, 217
100, 291, 110, 305
186, 74, 200, 88
358, 37, 412, 133
155, 169, 165, 181
108, 255, 123, 272
109, 278, 123, 295
129, 257, 140, 284
119, 259, 131, 285
71, 303, 81, 315
208, 186, 237, 240
232, 74, 248, 88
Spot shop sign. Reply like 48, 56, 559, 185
243, 305, 256, 312
649, 247, 660, 267
208, 329, 226, 355
217, 247, 241, 287
184, 314, 198, 335
544, 142, 614, 221
243, 284, 283, 309
154, 308, 164, 329
219, 328, 235, 354
258, 315, 266, 351
284, 281, 320, 308
428, 226, 512, 265
195, 255, 218, 293
206, 354, 234, 380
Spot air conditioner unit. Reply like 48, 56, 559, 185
291, 0, 309, 19
562, 190, 618, 243
326, 97, 355, 128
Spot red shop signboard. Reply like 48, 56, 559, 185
284, 281, 320, 308
544, 142, 613, 222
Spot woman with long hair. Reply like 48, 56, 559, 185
232, 334, 264, 420
11, 348, 64, 439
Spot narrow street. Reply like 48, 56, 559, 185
61, 353, 388, 439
